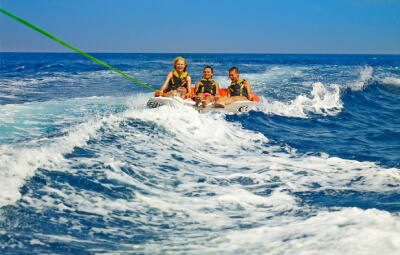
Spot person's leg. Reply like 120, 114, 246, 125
214, 96, 247, 107
177, 87, 186, 99
165, 90, 176, 96
221, 97, 236, 105
228, 96, 247, 103
201, 97, 206, 108
213, 94, 224, 107
214, 96, 230, 107
204, 95, 215, 106
195, 93, 204, 106
214, 94, 220, 103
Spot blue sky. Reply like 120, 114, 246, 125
1, 0, 399, 54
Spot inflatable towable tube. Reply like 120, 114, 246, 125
147, 87, 259, 113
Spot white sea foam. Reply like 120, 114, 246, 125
26, 137, 399, 253
148, 60, 171, 65
0, 95, 142, 207
0, 96, 126, 143
2, 93, 399, 254
213, 65, 309, 91
347, 66, 373, 91
45, 64, 65, 68
211, 207, 400, 255
4, 93, 395, 210
2, 76, 74, 87
257, 82, 343, 117
190, 61, 222, 67
244, 66, 308, 85
0, 93, 17, 99
241, 63, 265, 67
0, 69, 129, 89
0, 118, 102, 207
382, 77, 400, 86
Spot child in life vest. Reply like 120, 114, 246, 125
194, 66, 221, 108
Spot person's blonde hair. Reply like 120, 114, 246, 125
173, 57, 187, 72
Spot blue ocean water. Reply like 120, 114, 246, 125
1, 53, 400, 254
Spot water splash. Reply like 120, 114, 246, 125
257, 82, 343, 117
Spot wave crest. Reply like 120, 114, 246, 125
347, 66, 373, 90
382, 77, 400, 86
258, 82, 343, 117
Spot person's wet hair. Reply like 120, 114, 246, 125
229, 66, 240, 74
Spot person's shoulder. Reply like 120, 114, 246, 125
164, 72, 173, 81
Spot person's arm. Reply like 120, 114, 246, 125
244, 81, 252, 97
194, 81, 200, 94
159, 72, 173, 92
186, 75, 192, 94
215, 82, 220, 96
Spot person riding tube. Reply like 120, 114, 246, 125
158, 57, 192, 99
214, 66, 253, 108
194, 66, 221, 108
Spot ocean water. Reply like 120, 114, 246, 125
1, 53, 399, 254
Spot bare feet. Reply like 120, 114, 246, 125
213, 101, 225, 108
201, 99, 206, 108
195, 96, 201, 106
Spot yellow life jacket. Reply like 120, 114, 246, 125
166, 70, 188, 92
196, 78, 216, 95
229, 79, 249, 98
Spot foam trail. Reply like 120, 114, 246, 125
0, 118, 102, 207
8, 97, 399, 254
0, 95, 151, 207
39, 102, 399, 253
0, 96, 132, 143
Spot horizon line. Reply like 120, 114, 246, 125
1, 51, 399, 55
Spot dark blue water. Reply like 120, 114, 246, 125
1, 53, 400, 254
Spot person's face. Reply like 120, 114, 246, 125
175, 60, 186, 72
229, 70, 239, 82
203, 68, 213, 79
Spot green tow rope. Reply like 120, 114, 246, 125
0, 8, 184, 104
